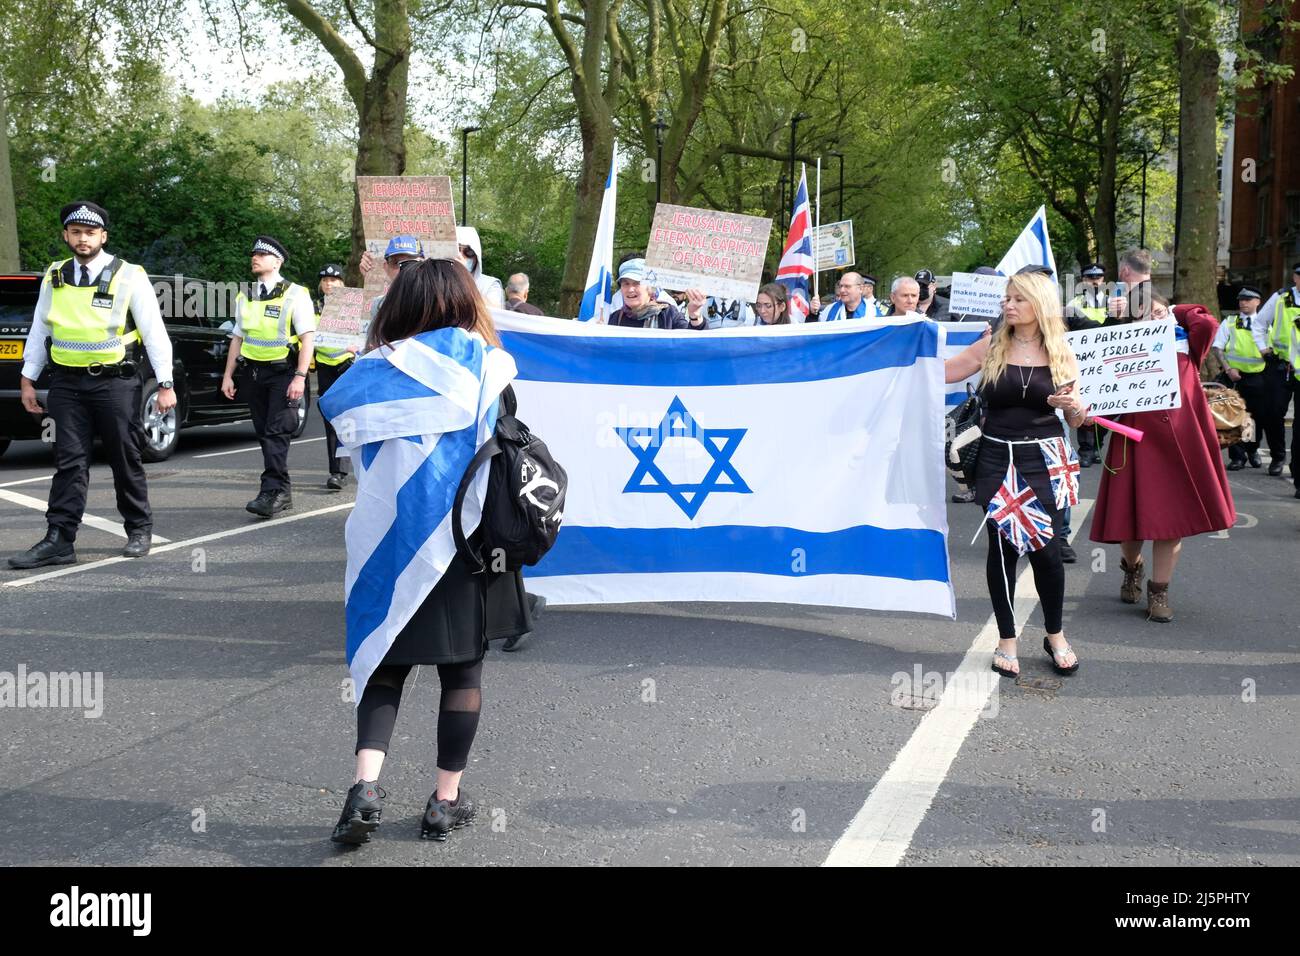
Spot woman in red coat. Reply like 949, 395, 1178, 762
1089, 297, 1235, 621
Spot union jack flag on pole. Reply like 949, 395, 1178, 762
776, 166, 814, 323
987, 461, 1054, 555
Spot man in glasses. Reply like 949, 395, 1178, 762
816, 272, 881, 322
358, 235, 425, 319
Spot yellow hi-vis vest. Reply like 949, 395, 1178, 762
1224, 317, 1265, 373
236, 282, 305, 362
1070, 295, 1107, 324
45, 257, 143, 367
1271, 290, 1300, 376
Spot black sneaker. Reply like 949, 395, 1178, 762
331, 780, 386, 845
420, 789, 476, 841
950, 489, 976, 504
1060, 542, 1077, 564
325, 473, 348, 491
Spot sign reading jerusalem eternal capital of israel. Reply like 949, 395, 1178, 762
356, 175, 459, 260
644, 203, 773, 302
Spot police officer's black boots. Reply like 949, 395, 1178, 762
122, 531, 151, 558
8, 527, 77, 569
245, 490, 293, 517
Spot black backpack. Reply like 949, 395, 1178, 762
944, 384, 984, 492
453, 385, 567, 573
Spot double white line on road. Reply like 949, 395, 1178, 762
3, 502, 354, 588
823, 499, 1095, 867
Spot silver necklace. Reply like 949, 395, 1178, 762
1017, 363, 1033, 399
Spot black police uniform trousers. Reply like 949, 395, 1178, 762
45, 367, 151, 541
237, 359, 298, 494
316, 358, 352, 476
1263, 356, 1296, 483
1224, 369, 1284, 463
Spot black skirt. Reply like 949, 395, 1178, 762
380, 552, 533, 666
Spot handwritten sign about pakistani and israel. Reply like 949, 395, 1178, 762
948, 271, 1009, 319
315, 288, 369, 352
1067, 319, 1182, 416
644, 204, 773, 302
356, 175, 458, 260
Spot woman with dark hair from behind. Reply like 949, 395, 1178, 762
319, 258, 531, 846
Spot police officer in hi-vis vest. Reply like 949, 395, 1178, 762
220, 236, 315, 517
1261, 265, 1300, 496
1213, 287, 1283, 472
9, 201, 175, 569
313, 263, 357, 490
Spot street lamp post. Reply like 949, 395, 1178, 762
1140, 150, 1150, 250
828, 150, 844, 222
460, 126, 481, 226
789, 112, 811, 208
653, 110, 669, 206
777, 174, 788, 247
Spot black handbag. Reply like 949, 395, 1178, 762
944, 384, 983, 491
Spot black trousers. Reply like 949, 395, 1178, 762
1225, 370, 1284, 462
45, 370, 151, 541
237, 362, 297, 493
316, 359, 352, 476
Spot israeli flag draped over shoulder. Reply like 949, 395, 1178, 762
317, 328, 517, 703
492, 312, 955, 617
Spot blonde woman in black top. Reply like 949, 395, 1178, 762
945, 272, 1089, 678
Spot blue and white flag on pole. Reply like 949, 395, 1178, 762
939, 320, 989, 407
318, 328, 516, 703
492, 312, 955, 616
995, 204, 1057, 278
578, 141, 619, 323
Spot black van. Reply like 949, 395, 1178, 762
0, 271, 311, 461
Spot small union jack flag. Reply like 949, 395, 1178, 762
1041, 437, 1080, 510
987, 462, 1054, 555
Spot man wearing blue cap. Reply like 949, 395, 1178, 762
359, 235, 424, 319
220, 235, 316, 516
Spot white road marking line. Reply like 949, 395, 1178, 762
0, 488, 172, 543
823, 498, 1094, 868
0, 475, 53, 489
3, 501, 353, 588
191, 436, 326, 459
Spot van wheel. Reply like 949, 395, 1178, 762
140, 381, 180, 462
292, 375, 312, 438
0, 439, 9, 458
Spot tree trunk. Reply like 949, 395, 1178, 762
1093, 45, 1125, 276
1174, 1, 1220, 315
0, 80, 20, 272
558, 125, 614, 316
348, 56, 409, 284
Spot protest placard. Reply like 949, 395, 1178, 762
1066, 318, 1182, 416
644, 203, 772, 302
947, 271, 1008, 319
813, 220, 855, 270
356, 175, 458, 259
314, 288, 369, 351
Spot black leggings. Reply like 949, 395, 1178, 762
986, 524, 1065, 641
355, 659, 484, 773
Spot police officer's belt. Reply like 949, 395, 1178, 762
52, 360, 138, 379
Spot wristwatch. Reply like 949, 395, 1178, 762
293, 371, 307, 378
157, 380, 173, 389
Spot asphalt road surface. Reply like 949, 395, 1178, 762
1, 406, 1297, 867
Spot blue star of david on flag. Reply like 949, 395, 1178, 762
614, 396, 751, 518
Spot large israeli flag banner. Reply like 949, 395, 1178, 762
493, 312, 955, 617
939, 320, 988, 407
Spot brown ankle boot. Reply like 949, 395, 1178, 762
1147, 581, 1172, 623
1120, 556, 1145, 604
